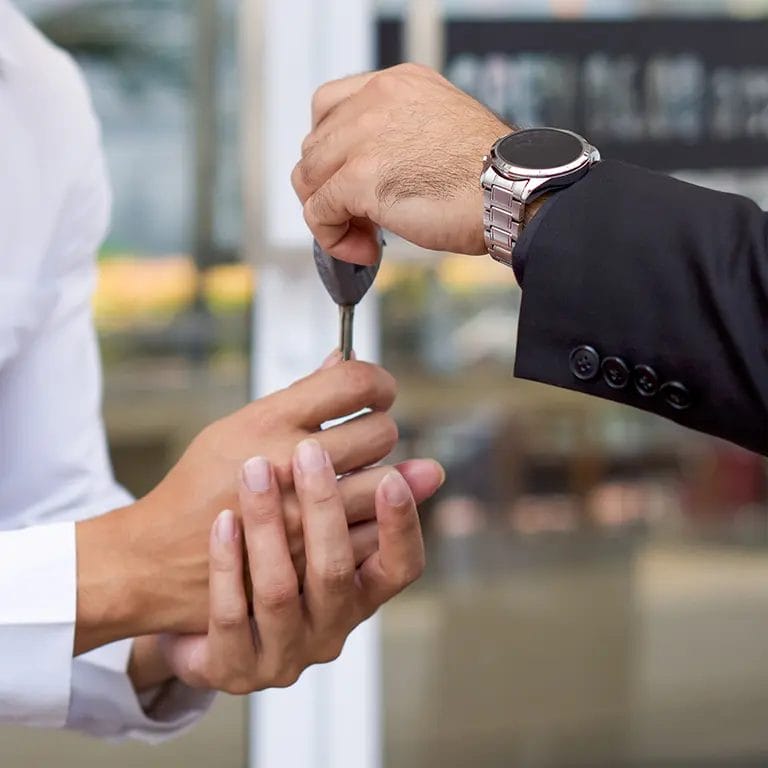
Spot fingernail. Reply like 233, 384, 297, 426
321, 350, 342, 369
243, 456, 271, 493
382, 471, 411, 507
433, 461, 447, 488
296, 438, 328, 473
217, 509, 237, 542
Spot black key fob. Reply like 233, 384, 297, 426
313, 233, 384, 307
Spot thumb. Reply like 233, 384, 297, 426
158, 633, 210, 689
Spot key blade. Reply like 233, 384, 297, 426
340, 305, 355, 361
313, 234, 383, 307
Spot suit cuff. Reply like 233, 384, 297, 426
512, 159, 768, 453
511, 193, 560, 286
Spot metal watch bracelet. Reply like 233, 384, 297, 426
482, 170, 528, 268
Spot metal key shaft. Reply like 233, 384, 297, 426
313, 235, 383, 360
339, 305, 355, 361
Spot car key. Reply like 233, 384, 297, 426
313, 233, 383, 360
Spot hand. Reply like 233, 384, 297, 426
161, 445, 426, 694
75, 354, 443, 654
292, 63, 509, 265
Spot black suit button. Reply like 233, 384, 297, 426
569, 346, 600, 381
601, 357, 630, 389
633, 365, 659, 397
660, 381, 692, 411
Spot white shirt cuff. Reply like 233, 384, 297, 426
68, 639, 216, 743
0, 521, 76, 727
0, 521, 214, 738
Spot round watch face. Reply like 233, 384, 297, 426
495, 128, 585, 171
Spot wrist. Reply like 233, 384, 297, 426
74, 498, 197, 655
524, 194, 551, 226
75, 506, 147, 654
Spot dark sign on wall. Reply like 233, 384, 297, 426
377, 18, 768, 170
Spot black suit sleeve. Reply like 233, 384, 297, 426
513, 160, 768, 456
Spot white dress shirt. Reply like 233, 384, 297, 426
0, 1, 214, 739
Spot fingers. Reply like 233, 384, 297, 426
280, 360, 397, 427
285, 458, 445, 583
350, 521, 379, 567
294, 127, 353, 207
395, 459, 446, 505
240, 458, 303, 669
295, 94, 371, 205
336, 459, 446, 526
297, 153, 381, 265
205, 509, 259, 685
294, 439, 356, 654
316, 410, 398, 475
304, 188, 382, 266
311, 71, 377, 128
356, 471, 425, 621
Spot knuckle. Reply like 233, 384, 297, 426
305, 191, 332, 229
314, 638, 345, 665
373, 69, 403, 94
302, 200, 318, 230
272, 665, 302, 688
244, 498, 283, 527
413, 61, 431, 75
307, 487, 340, 509
225, 677, 256, 696
368, 71, 388, 91
316, 558, 355, 593
347, 155, 377, 186
213, 601, 248, 630
378, 414, 399, 451
256, 578, 299, 612
396, 553, 427, 588
300, 132, 315, 157
290, 163, 305, 195
299, 157, 317, 190
399, 61, 429, 78
311, 85, 329, 118
244, 400, 282, 435
180, 650, 208, 688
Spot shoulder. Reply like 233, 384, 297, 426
0, 4, 110, 276
0, 3, 104, 174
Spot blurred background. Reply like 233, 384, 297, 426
3, 0, 768, 766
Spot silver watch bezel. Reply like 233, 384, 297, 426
488, 128, 599, 186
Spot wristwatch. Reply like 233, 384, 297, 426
481, 127, 600, 267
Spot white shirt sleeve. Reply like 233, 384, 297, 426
68, 641, 215, 743
0, 523, 76, 727
0, 520, 215, 740
0, 7, 215, 739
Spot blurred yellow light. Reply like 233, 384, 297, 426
94, 254, 196, 327
203, 263, 254, 309
438, 254, 518, 293
93, 255, 254, 329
